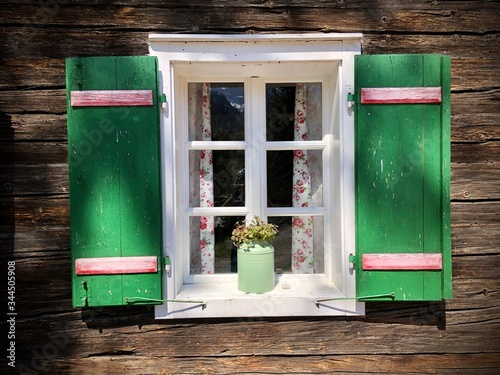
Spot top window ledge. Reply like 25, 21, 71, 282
149, 33, 363, 43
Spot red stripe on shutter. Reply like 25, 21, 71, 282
360, 87, 442, 104
362, 253, 442, 270
71, 90, 153, 107
75, 256, 158, 275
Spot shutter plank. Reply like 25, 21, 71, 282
75, 256, 158, 275
360, 87, 441, 104
71, 90, 153, 107
362, 254, 442, 270
355, 54, 451, 301
67, 56, 163, 307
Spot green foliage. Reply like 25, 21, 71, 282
231, 216, 279, 247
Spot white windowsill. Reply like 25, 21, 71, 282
157, 275, 364, 319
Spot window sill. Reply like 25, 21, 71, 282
155, 275, 365, 319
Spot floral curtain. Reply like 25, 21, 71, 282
292, 83, 323, 273
188, 83, 215, 274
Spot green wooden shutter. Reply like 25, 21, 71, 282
66, 56, 163, 307
354, 54, 451, 301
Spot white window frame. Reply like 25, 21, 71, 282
149, 33, 364, 318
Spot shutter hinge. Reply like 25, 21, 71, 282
159, 94, 168, 111
164, 255, 171, 274
347, 93, 356, 109
349, 253, 358, 266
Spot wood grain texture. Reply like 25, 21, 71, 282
0, 0, 498, 373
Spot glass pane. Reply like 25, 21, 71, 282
266, 83, 322, 142
268, 216, 324, 274
267, 150, 323, 208
190, 216, 245, 274
188, 83, 244, 141
189, 150, 245, 207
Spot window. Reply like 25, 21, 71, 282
150, 34, 362, 318
67, 35, 452, 317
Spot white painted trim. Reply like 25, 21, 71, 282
150, 33, 363, 319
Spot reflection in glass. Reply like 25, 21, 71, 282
190, 216, 245, 274
189, 151, 245, 207
268, 216, 324, 274
188, 83, 244, 142
267, 150, 323, 208
266, 83, 322, 142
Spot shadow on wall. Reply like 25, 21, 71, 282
0, 112, 15, 362
80, 300, 446, 331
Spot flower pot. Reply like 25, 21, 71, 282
237, 241, 275, 293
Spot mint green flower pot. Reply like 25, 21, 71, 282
237, 241, 275, 293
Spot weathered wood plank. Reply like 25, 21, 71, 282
362, 34, 500, 57
0, 164, 68, 196
13, 311, 499, 360
0, 114, 67, 141
451, 162, 500, 201
2, 199, 498, 257
0, 1, 498, 34
0, 154, 498, 201
451, 201, 500, 255
1, 28, 498, 63
31, 353, 500, 375
0, 225, 69, 257
451, 141, 499, 164
0, 196, 68, 226
3, 143, 498, 199
2, 56, 498, 93
0, 89, 66, 113
1, 89, 498, 142
447, 277, 500, 311
3, 238, 497, 320
0, 58, 65, 89
0, 143, 67, 165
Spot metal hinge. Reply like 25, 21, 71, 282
159, 94, 168, 111
347, 93, 356, 109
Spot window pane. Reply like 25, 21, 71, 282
189, 150, 245, 207
190, 216, 244, 274
267, 150, 323, 208
266, 83, 322, 142
269, 216, 324, 274
188, 83, 244, 141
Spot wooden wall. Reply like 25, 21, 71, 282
1, 1, 499, 374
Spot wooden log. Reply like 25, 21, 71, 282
28, 353, 500, 375
451, 201, 500, 255
0, 88, 66, 113
0, 58, 65, 89
0, 1, 498, 34
0, 196, 69, 226
1, 89, 498, 141
1, 29, 498, 62
2, 142, 497, 199
13, 310, 500, 360
0, 164, 68, 196
1, 195, 498, 257
1, 56, 497, 93
451, 141, 499, 164
0, 143, 68, 165
1, 114, 67, 142
451, 162, 500, 201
